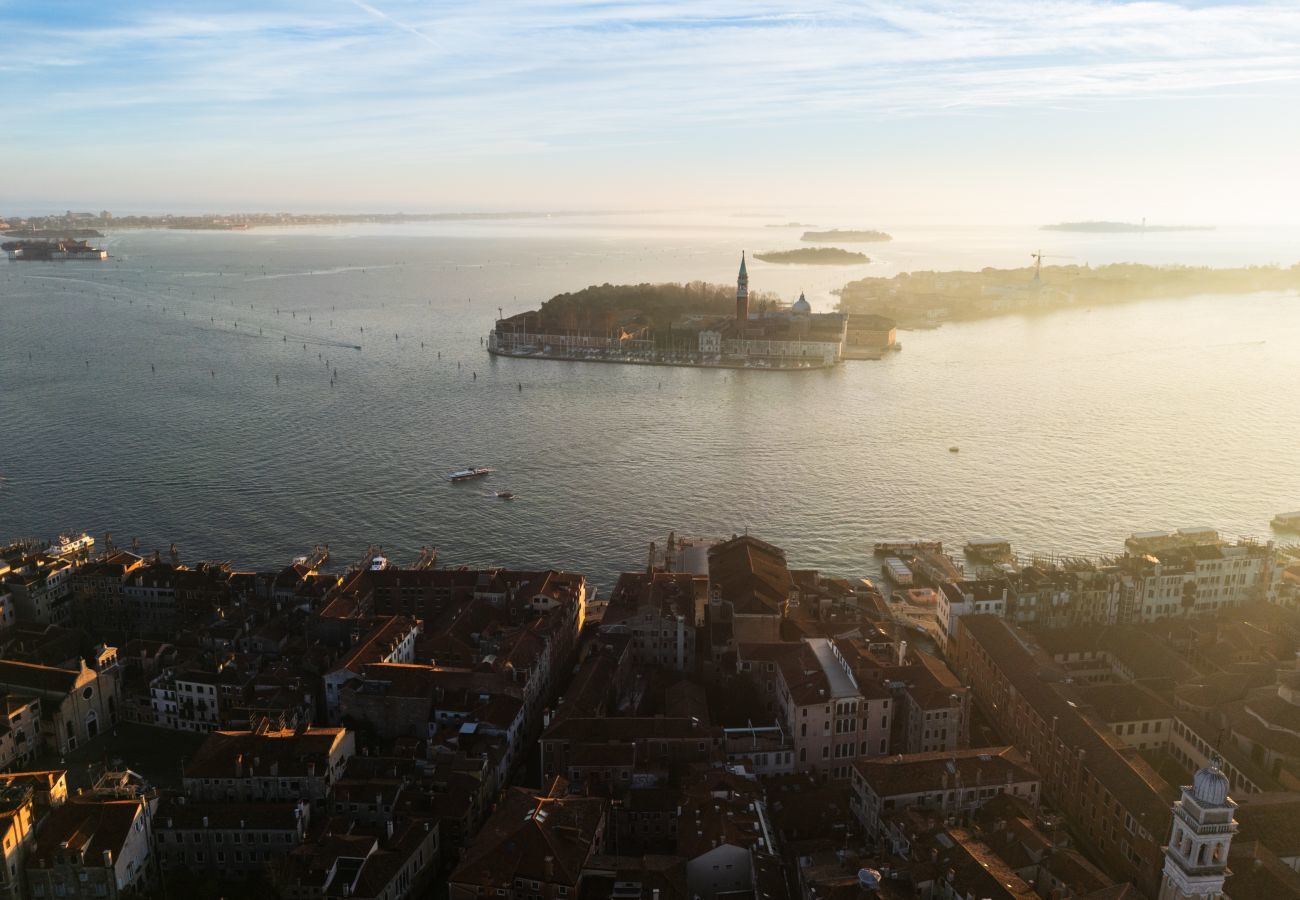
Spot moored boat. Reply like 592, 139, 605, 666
1273, 511, 1300, 531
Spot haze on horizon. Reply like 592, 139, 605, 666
4, 0, 1300, 225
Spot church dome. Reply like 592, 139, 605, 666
791, 292, 811, 315
1193, 757, 1230, 806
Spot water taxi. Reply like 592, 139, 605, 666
448, 466, 494, 482
1273, 511, 1300, 531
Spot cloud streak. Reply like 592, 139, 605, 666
1, 0, 1298, 211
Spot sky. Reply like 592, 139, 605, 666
3, 0, 1300, 222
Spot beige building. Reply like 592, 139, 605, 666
0, 647, 122, 755
25, 797, 156, 899
182, 724, 355, 806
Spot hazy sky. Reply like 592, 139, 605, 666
4, 1, 1300, 222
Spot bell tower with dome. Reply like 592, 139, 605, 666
1159, 756, 1237, 900
736, 252, 749, 334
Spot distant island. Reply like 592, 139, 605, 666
837, 262, 1300, 327
755, 248, 869, 265
801, 229, 892, 243
1042, 221, 1215, 233
3, 226, 103, 238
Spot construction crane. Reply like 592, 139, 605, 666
1031, 249, 1074, 281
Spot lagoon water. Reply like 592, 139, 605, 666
2, 213, 1299, 588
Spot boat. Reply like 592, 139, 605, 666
1273, 511, 1300, 531
965, 538, 1013, 562
873, 541, 943, 555
495, 491, 516, 500
47, 532, 94, 556
3, 239, 108, 261
448, 466, 494, 482
369, 555, 389, 571
949, 446, 959, 453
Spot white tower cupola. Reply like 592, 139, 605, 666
1159, 756, 1236, 900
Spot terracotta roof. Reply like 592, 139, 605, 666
708, 535, 792, 617
852, 747, 1036, 799
30, 799, 144, 866
0, 659, 81, 694
960, 617, 1176, 835
450, 778, 605, 889
185, 726, 348, 779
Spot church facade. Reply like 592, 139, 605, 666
697, 254, 849, 365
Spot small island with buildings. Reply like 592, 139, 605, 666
487, 254, 899, 369
753, 247, 870, 265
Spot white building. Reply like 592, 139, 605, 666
1159, 758, 1236, 900
738, 637, 893, 780
937, 580, 1008, 649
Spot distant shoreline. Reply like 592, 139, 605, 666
838, 262, 1299, 328
1042, 221, 1215, 233
487, 347, 831, 371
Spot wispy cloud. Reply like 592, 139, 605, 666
347, 0, 443, 51
1, 0, 1298, 208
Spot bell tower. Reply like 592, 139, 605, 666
736, 252, 749, 333
1159, 756, 1236, 900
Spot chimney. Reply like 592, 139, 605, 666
544, 855, 555, 880
103, 850, 113, 867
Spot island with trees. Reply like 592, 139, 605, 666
754, 248, 870, 265
801, 228, 893, 243
1041, 221, 1215, 233
837, 262, 1300, 327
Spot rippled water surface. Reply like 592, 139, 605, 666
3, 215, 1298, 588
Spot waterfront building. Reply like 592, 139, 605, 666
1117, 541, 1280, 624
601, 571, 704, 672
69, 551, 144, 635
936, 579, 1009, 649
120, 561, 182, 635
2, 556, 76, 627
706, 535, 792, 645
